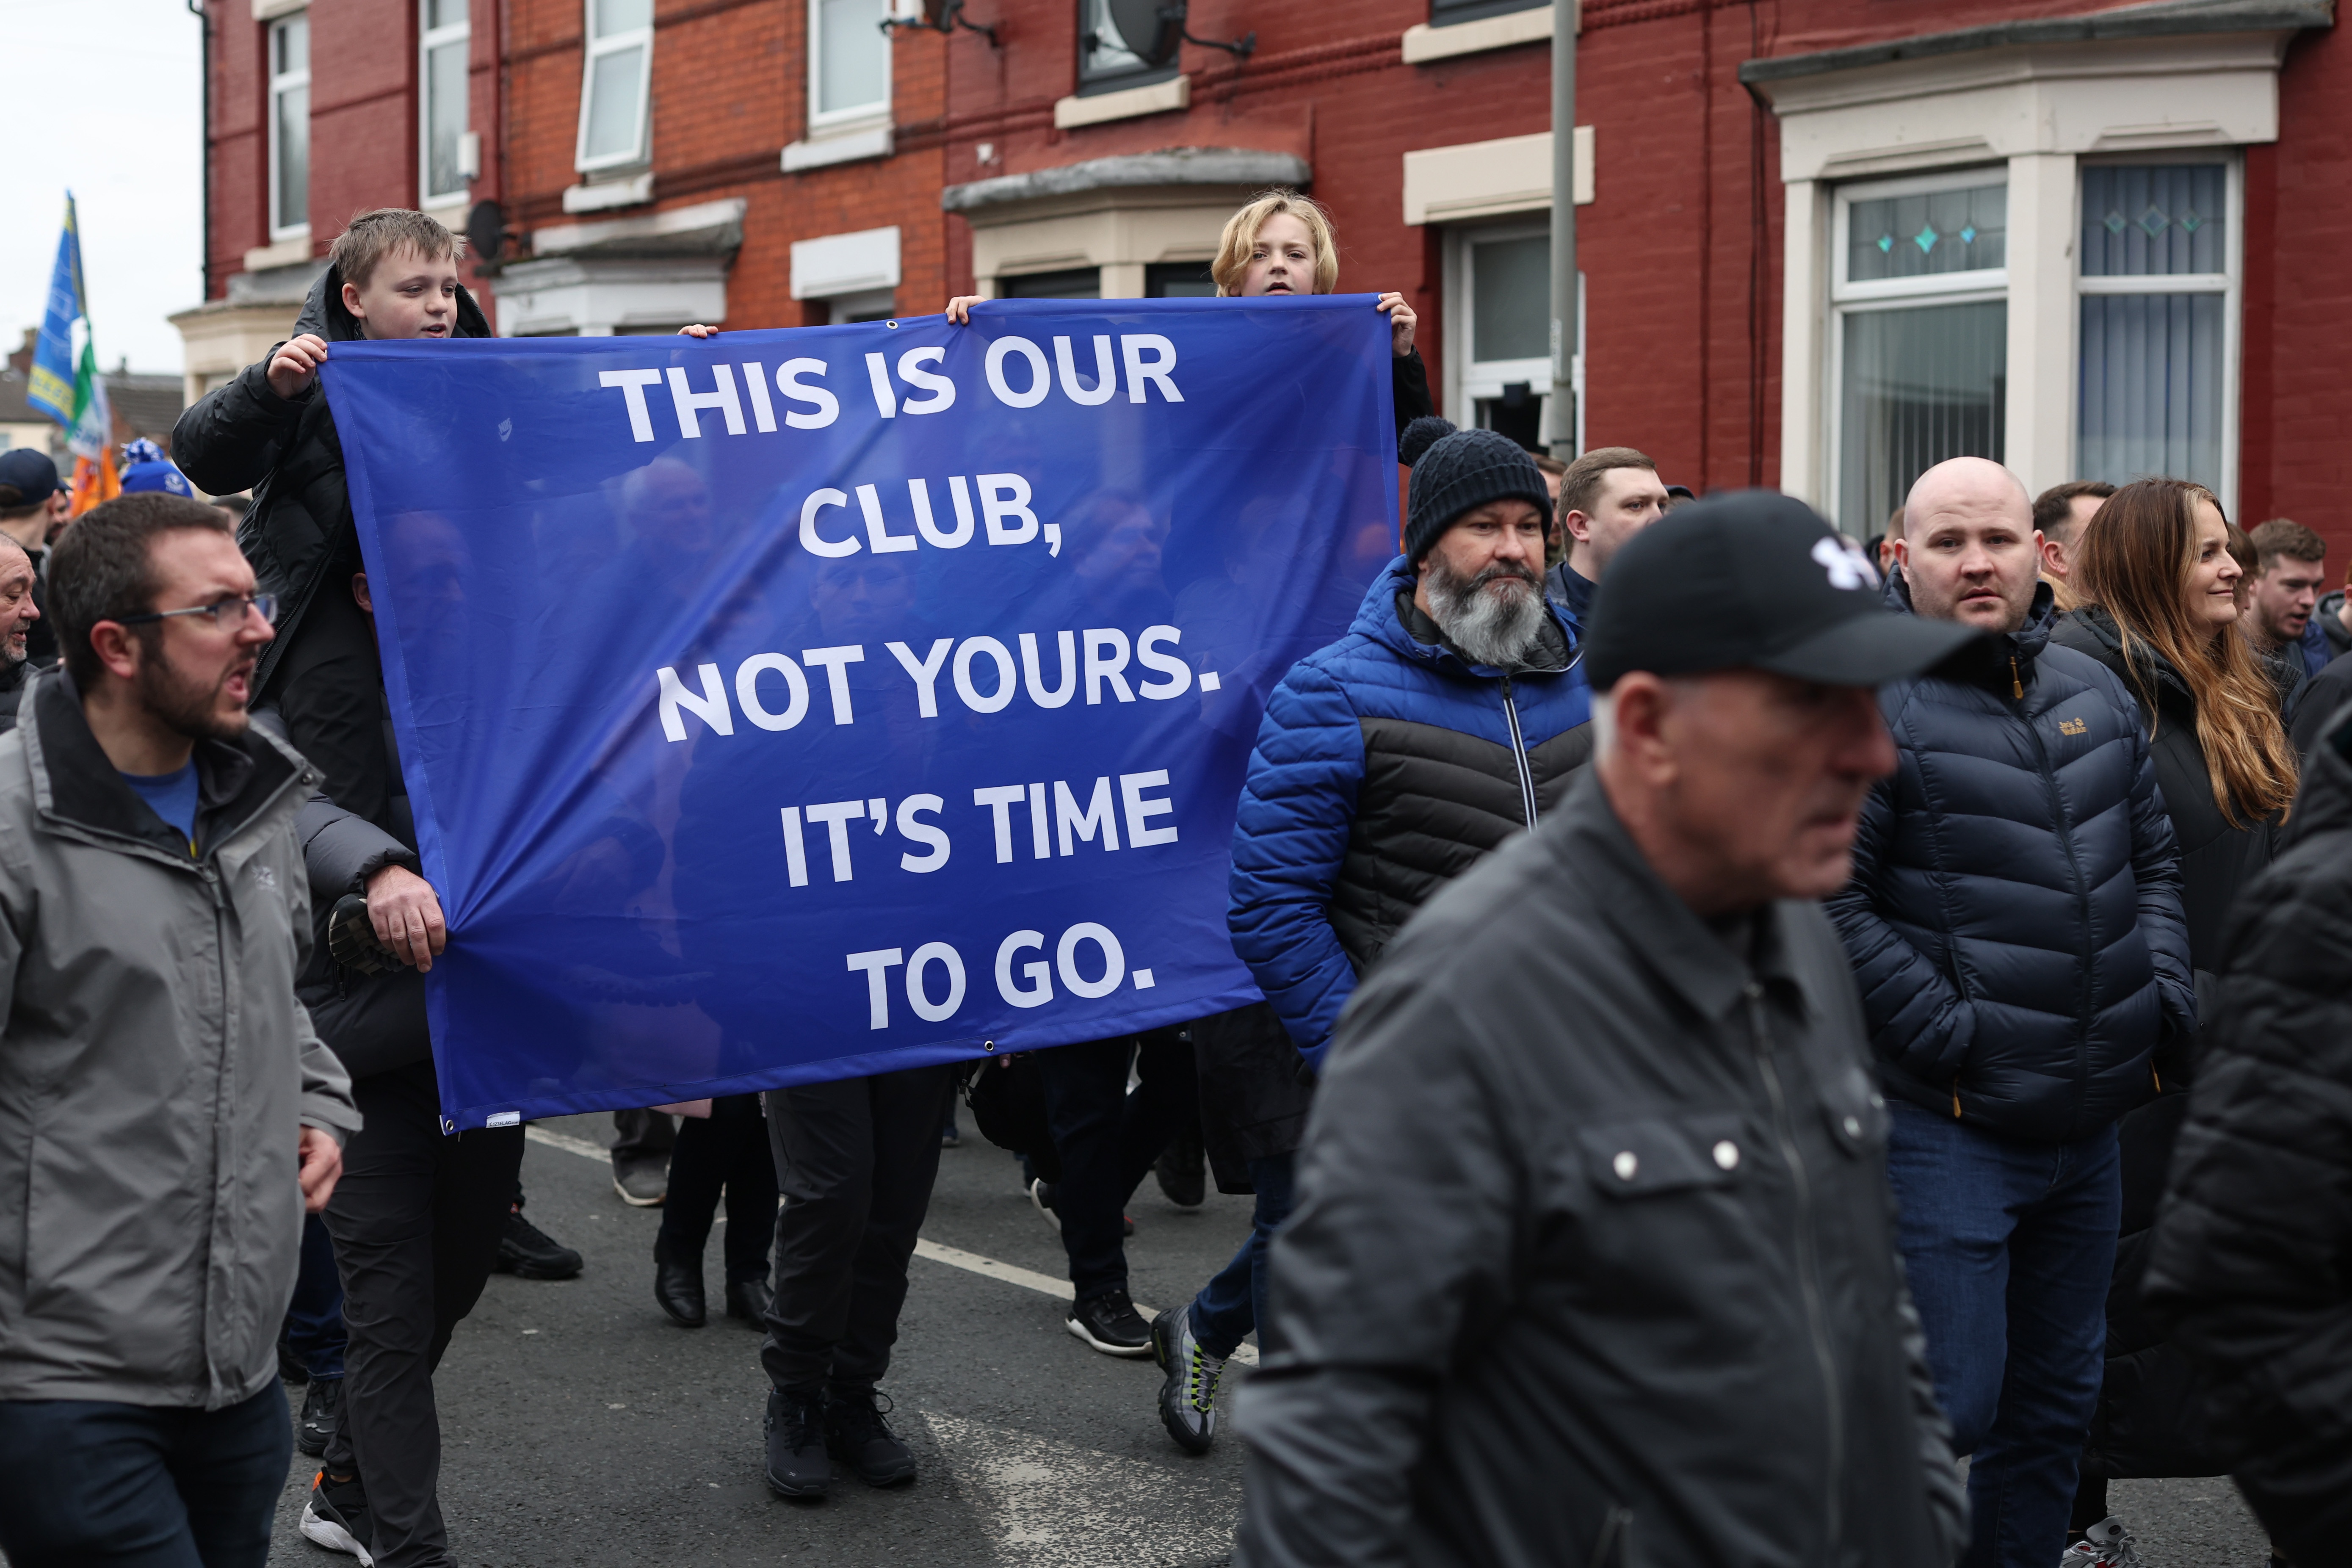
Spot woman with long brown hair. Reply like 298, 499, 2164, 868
2049, 476, 2296, 1558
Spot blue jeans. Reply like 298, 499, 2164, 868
282, 1211, 348, 1381
1886, 1098, 2121, 1568
0, 1382, 291, 1568
1188, 1152, 1295, 1358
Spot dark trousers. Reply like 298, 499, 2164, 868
1034, 1028, 1198, 1300
1188, 1151, 1296, 1358
0, 1383, 290, 1568
656, 1093, 779, 1284
283, 1213, 348, 1380
611, 1106, 676, 1164
1886, 1099, 2122, 1568
761, 1066, 953, 1396
322, 1061, 525, 1568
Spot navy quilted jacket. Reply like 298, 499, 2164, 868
1229, 558, 1592, 1064
1827, 576, 2196, 1142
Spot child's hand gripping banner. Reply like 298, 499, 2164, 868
323, 297, 1397, 1129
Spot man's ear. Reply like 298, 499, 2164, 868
1564, 509, 1596, 546
351, 572, 372, 614
341, 279, 366, 321
88, 622, 145, 683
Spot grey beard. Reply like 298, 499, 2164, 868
1425, 562, 1548, 668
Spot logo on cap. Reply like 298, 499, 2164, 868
1811, 535, 1882, 592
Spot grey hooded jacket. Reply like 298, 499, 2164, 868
0, 669, 361, 1409
1235, 770, 1968, 1568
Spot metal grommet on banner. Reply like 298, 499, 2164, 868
441, 1117, 455, 1134
983, 1040, 996, 1053
885, 319, 900, 329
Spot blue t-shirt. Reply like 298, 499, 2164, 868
122, 761, 199, 855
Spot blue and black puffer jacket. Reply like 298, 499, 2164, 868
1229, 557, 1592, 1065
1827, 575, 2197, 1142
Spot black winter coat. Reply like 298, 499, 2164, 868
1829, 579, 2194, 1142
2049, 603, 2279, 1481
2144, 709, 2352, 1566
171, 264, 492, 701
1235, 771, 1968, 1568
2049, 606, 2276, 971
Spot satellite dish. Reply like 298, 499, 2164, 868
465, 199, 505, 265
1106, 0, 1182, 66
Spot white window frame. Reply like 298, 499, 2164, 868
575, 0, 654, 174
268, 12, 311, 241
809, 0, 892, 133
1825, 166, 2010, 528
1445, 221, 1584, 454
2073, 152, 2241, 509
420, 1, 472, 206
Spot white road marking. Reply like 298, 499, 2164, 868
525, 1119, 1258, 1365
523, 1125, 610, 1162
916, 1410, 1241, 1561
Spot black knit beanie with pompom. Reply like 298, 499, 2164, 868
1397, 416, 1555, 563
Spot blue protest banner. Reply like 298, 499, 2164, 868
323, 298, 1397, 1129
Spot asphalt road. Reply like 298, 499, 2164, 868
254, 1112, 2278, 1568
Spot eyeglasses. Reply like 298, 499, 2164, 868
113, 593, 279, 628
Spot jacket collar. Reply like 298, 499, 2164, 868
1550, 769, 1821, 1025
1884, 567, 2054, 687
1353, 554, 1578, 680
23, 667, 307, 863
2065, 603, 2195, 714
1545, 560, 1595, 623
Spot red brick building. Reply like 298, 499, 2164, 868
177, 0, 2345, 545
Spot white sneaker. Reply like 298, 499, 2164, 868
2061, 1517, 2145, 1568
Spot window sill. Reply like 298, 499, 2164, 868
562, 174, 655, 215
244, 233, 312, 272
1403, 4, 1560, 64
423, 193, 470, 226
783, 121, 895, 172
1053, 75, 1190, 130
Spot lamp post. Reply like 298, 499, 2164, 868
1550, 0, 1578, 459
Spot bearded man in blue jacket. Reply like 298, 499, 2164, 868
1827, 456, 2195, 1568
1149, 417, 1591, 1455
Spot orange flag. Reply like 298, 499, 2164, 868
69, 449, 119, 517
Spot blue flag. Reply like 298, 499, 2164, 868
322, 298, 1398, 1129
28, 195, 84, 431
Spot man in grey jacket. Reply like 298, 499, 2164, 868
0, 492, 361, 1568
1235, 494, 1980, 1568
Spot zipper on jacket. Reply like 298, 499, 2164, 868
1498, 675, 1540, 827
2017, 704, 2097, 1124
2009, 655, 2024, 700
1747, 982, 1843, 1555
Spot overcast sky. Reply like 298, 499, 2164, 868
5, 0, 205, 376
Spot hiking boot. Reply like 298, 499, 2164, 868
1152, 1306, 1226, 1454
826, 1388, 917, 1488
763, 1386, 830, 1500
495, 1207, 583, 1280
300, 1470, 374, 1564
1154, 1131, 1206, 1208
1067, 1288, 1153, 1357
2062, 1518, 2145, 1568
296, 1375, 344, 1457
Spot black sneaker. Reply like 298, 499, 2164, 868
297, 1375, 344, 1457
1029, 1178, 1061, 1232
1067, 1288, 1153, 1357
1154, 1131, 1206, 1208
300, 1470, 374, 1564
495, 1208, 583, 1280
826, 1388, 918, 1487
763, 1386, 830, 1500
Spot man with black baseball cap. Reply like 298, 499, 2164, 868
1236, 490, 1979, 1568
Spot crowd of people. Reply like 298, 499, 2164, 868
0, 188, 2346, 1568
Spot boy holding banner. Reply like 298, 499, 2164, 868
174, 209, 558, 1568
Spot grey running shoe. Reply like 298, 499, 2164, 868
1152, 1306, 1226, 1454
612, 1153, 669, 1207
2061, 1518, 2145, 1568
